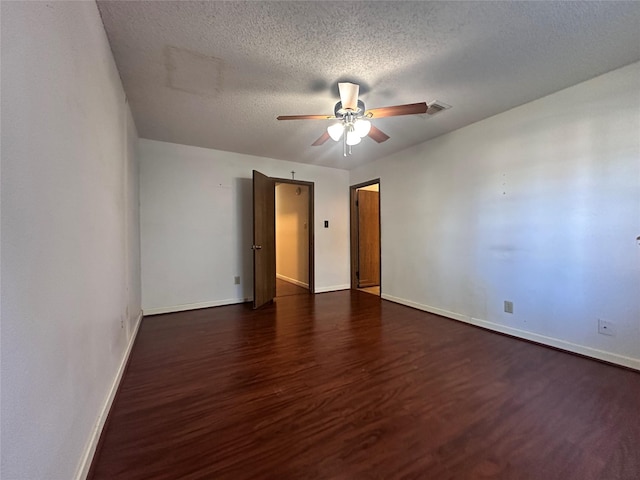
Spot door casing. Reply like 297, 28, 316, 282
350, 179, 381, 291
274, 178, 315, 295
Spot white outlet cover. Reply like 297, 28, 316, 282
598, 319, 615, 336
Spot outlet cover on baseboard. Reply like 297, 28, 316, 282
504, 301, 514, 314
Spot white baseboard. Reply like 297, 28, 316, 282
382, 294, 468, 323
75, 310, 143, 480
276, 273, 309, 288
143, 297, 251, 316
314, 284, 350, 294
382, 293, 640, 371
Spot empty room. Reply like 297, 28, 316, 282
2, 1, 639, 479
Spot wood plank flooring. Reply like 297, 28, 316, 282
89, 290, 640, 480
358, 285, 380, 296
276, 277, 309, 297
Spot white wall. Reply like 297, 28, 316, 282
1, 2, 141, 479
276, 183, 310, 287
125, 108, 142, 336
139, 140, 350, 313
351, 62, 640, 370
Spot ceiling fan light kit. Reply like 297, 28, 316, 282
331, 109, 372, 155
346, 127, 361, 146
327, 122, 344, 141
277, 81, 431, 156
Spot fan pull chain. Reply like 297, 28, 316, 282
343, 127, 347, 157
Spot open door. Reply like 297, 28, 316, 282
253, 170, 276, 309
357, 189, 380, 288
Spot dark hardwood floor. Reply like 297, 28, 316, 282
276, 277, 309, 297
89, 291, 640, 480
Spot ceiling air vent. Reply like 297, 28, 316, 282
427, 101, 451, 115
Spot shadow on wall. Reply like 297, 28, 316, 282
234, 177, 253, 299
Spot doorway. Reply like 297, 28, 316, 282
350, 180, 381, 296
275, 181, 312, 297
253, 172, 315, 308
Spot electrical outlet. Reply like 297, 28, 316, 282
598, 319, 615, 336
234, 276, 240, 285
504, 301, 513, 314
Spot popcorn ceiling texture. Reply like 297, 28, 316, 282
97, 1, 640, 169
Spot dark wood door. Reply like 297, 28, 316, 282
253, 170, 276, 309
357, 190, 380, 288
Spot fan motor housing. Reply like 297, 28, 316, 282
335, 100, 365, 118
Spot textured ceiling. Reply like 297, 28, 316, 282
97, 1, 640, 169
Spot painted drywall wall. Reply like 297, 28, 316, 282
125, 107, 142, 336
1, 2, 141, 479
139, 140, 350, 313
276, 183, 310, 287
350, 62, 640, 369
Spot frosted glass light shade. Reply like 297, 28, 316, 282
346, 129, 362, 145
338, 82, 359, 111
354, 119, 371, 137
327, 123, 344, 141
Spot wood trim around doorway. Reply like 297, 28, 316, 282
350, 179, 381, 291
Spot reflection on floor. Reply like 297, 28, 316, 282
276, 278, 309, 297
90, 290, 640, 479
358, 286, 380, 296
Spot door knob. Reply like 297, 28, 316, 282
252, 245, 262, 250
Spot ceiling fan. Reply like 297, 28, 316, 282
277, 82, 428, 156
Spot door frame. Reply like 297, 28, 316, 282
273, 178, 315, 294
350, 179, 381, 291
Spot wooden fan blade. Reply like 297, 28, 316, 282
277, 114, 335, 120
366, 102, 427, 118
368, 125, 390, 143
312, 131, 331, 146
338, 82, 359, 111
